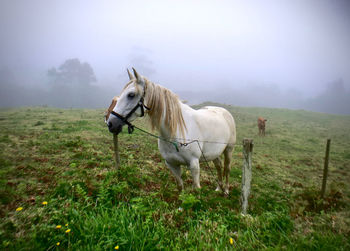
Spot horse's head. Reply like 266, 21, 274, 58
106, 68, 148, 135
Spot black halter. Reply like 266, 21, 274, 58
110, 97, 150, 134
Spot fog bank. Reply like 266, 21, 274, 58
1, 0, 350, 114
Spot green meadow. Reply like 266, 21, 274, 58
0, 104, 349, 250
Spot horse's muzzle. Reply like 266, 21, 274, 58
107, 120, 123, 135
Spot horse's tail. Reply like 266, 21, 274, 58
222, 109, 236, 146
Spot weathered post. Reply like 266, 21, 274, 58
113, 134, 120, 169
320, 139, 331, 198
106, 96, 120, 169
241, 138, 253, 215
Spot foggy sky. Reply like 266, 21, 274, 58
1, 0, 350, 112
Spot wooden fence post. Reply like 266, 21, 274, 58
113, 134, 120, 169
241, 138, 254, 215
320, 139, 331, 198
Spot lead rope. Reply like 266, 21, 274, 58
132, 125, 180, 152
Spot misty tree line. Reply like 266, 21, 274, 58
46, 58, 104, 108
204, 78, 350, 115
0, 58, 111, 109
305, 78, 350, 115
0, 58, 349, 114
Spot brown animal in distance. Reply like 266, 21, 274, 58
258, 117, 267, 136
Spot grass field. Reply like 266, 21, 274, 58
0, 104, 349, 250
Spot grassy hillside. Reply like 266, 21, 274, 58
0, 105, 349, 250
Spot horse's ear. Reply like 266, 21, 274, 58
127, 69, 134, 80
132, 68, 145, 86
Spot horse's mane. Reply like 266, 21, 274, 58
143, 78, 187, 138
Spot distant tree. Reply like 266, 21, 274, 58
305, 78, 350, 115
0, 67, 17, 106
128, 47, 156, 76
0, 67, 16, 86
326, 78, 346, 95
48, 58, 96, 86
46, 58, 100, 108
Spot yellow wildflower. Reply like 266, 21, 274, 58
65, 223, 69, 227
42, 201, 48, 205
56, 242, 60, 246
229, 237, 234, 245
56, 225, 62, 229
16, 207, 23, 211
115, 245, 119, 250
65, 229, 71, 233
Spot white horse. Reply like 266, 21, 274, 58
106, 68, 236, 194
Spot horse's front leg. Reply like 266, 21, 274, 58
165, 161, 184, 191
189, 159, 201, 189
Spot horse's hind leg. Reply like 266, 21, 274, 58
165, 161, 184, 191
213, 158, 223, 192
189, 158, 201, 189
223, 145, 234, 194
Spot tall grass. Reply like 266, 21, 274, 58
0, 105, 349, 250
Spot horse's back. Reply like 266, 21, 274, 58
195, 106, 236, 145
198, 106, 235, 127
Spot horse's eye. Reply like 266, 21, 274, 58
128, 92, 135, 99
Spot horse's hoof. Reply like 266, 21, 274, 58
177, 185, 184, 192
215, 186, 222, 192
